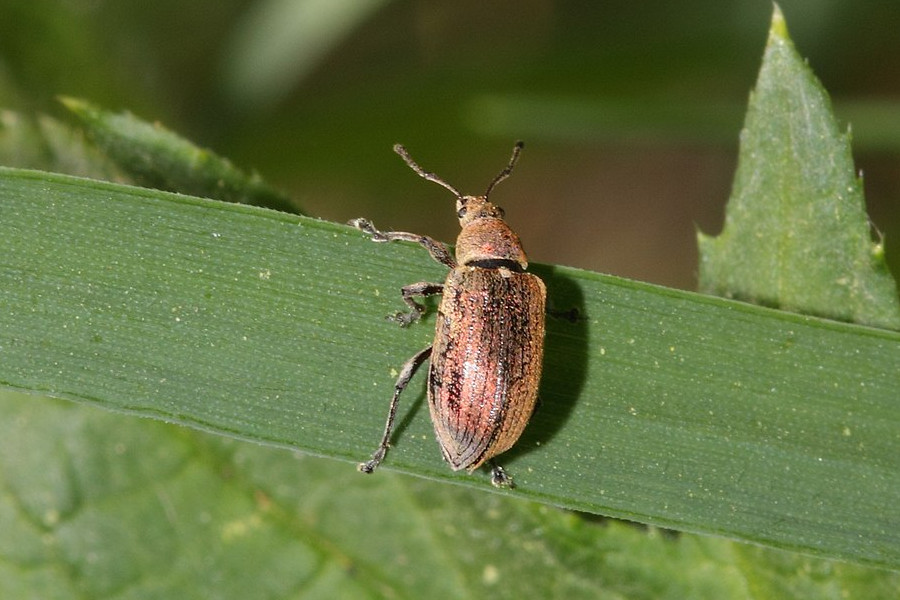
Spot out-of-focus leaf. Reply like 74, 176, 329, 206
61, 97, 298, 213
0, 109, 126, 180
698, 6, 900, 330
3, 392, 899, 598
221, 0, 394, 110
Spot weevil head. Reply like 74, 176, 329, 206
456, 195, 504, 224
394, 141, 529, 269
455, 195, 528, 268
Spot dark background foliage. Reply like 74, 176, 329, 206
2, 0, 899, 288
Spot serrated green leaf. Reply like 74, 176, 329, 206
1, 167, 899, 574
697, 6, 900, 330
60, 97, 298, 213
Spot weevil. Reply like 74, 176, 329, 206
349, 142, 545, 487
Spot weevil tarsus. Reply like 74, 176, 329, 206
391, 281, 444, 327
358, 345, 433, 474
488, 460, 514, 488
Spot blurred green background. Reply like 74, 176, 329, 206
2, 0, 899, 288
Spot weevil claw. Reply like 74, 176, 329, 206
388, 311, 421, 328
359, 446, 388, 474
349, 218, 390, 242
489, 462, 515, 488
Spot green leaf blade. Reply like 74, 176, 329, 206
2, 167, 900, 570
698, 6, 900, 329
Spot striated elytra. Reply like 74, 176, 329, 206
350, 142, 545, 487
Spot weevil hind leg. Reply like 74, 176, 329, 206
358, 345, 433, 475
544, 295, 583, 323
390, 281, 444, 327
348, 218, 456, 268
488, 460, 515, 488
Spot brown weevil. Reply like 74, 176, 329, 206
350, 142, 545, 487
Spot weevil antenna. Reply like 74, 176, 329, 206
484, 141, 524, 198
394, 144, 463, 198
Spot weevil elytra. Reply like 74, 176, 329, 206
350, 142, 545, 487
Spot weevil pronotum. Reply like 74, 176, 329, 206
349, 142, 546, 487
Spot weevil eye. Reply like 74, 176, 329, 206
456, 200, 468, 219
495, 206, 505, 218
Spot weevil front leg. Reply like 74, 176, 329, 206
350, 218, 453, 325
349, 218, 456, 268
359, 345, 433, 474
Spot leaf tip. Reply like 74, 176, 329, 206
58, 95, 84, 112
768, 3, 789, 42
58, 96, 97, 121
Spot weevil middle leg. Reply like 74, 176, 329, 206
391, 281, 444, 327
359, 345, 433, 474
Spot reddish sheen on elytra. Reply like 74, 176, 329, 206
430, 268, 545, 471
